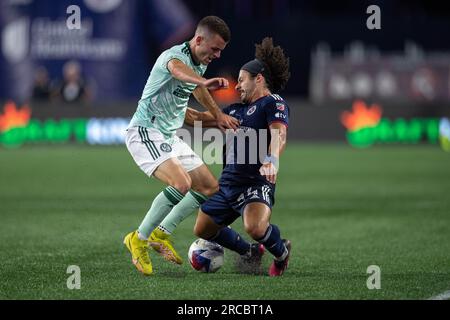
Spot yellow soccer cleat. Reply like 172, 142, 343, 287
123, 231, 153, 276
149, 229, 183, 265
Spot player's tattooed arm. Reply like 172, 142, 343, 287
260, 122, 287, 184
184, 108, 218, 127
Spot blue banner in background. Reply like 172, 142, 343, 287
0, 0, 194, 104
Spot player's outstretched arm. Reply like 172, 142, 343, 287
168, 58, 238, 130
193, 86, 239, 131
259, 122, 287, 184
167, 59, 229, 90
168, 59, 206, 86
184, 108, 218, 127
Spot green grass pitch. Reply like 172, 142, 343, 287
0, 143, 449, 299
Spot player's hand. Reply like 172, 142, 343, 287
259, 162, 278, 184
203, 78, 229, 91
216, 112, 239, 131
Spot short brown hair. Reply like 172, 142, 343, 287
197, 16, 231, 43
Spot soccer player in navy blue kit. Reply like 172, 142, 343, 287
186, 37, 291, 276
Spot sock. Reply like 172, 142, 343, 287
158, 190, 208, 234
209, 227, 251, 255
137, 186, 184, 239
257, 224, 287, 260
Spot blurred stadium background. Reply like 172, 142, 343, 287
1, 0, 449, 300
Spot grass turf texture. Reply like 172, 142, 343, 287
0, 144, 449, 300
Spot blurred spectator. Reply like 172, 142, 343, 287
55, 60, 91, 104
0, 0, 195, 103
31, 66, 51, 101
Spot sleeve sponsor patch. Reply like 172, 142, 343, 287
276, 103, 285, 111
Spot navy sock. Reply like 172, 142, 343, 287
257, 224, 286, 259
209, 227, 251, 255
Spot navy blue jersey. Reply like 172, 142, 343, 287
219, 94, 289, 186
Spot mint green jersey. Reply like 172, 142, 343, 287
128, 42, 207, 139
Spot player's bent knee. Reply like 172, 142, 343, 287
244, 224, 267, 241
202, 182, 219, 197
211, 183, 220, 195
192, 180, 219, 197
194, 211, 220, 239
193, 224, 204, 238
173, 183, 190, 195
171, 176, 192, 195
194, 221, 209, 239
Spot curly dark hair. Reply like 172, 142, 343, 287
255, 37, 290, 93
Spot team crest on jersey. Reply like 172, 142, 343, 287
160, 143, 172, 153
247, 105, 257, 116
276, 103, 285, 111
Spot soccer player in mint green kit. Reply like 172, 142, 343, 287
123, 16, 239, 276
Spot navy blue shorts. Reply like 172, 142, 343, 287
201, 182, 275, 226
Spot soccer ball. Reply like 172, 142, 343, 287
188, 239, 224, 273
